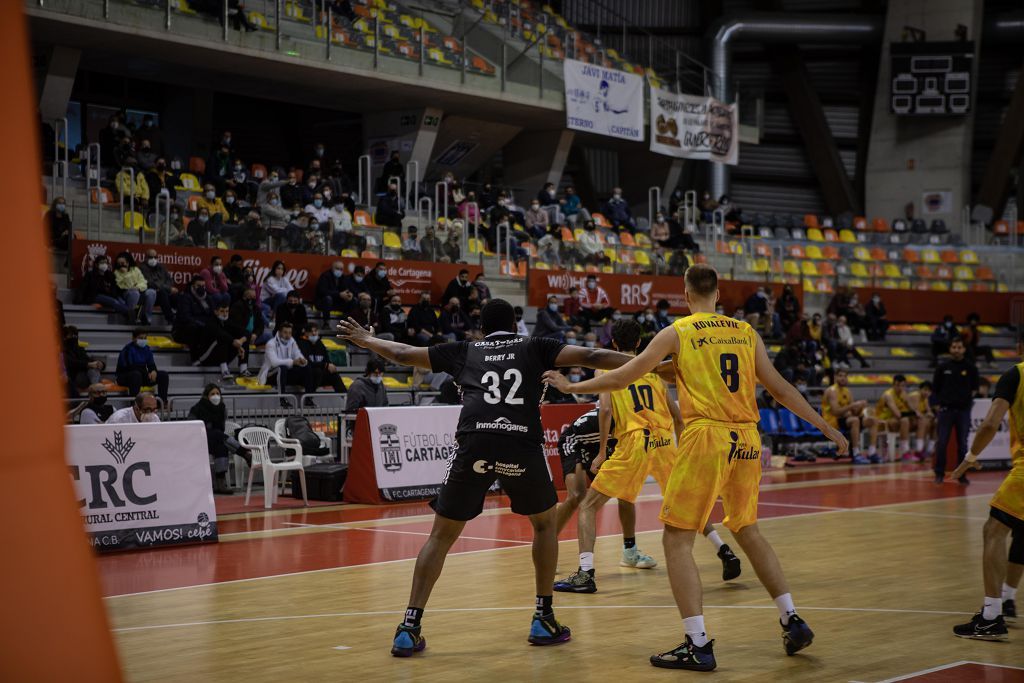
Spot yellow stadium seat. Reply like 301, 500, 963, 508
750, 258, 769, 273
634, 233, 652, 248
175, 172, 201, 191
123, 211, 153, 232
321, 338, 347, 351
954, 265, 974, 280
341, 249, 359, 258
382, 231, 402, 249
804, 245, 823, 260
604, 247, 618, 263
960, 249, 979, 264
952, 282, 968, 292
248, 11, 269, 28
930, 281, 950, 292
383, 376, 412, 389
853, 246, 871, 261
839, 229, 857, 243
883, 263, 902, 278
802, 278, 816, 292
534, 261, 551, 270
880, 279, 899, 289
807, 228, 824, 242
921, 249, 940, 264
601, 265, 614, 273
783, 261, 800, 276
800, 261, 819, 276
634, 250, 651, 266
849, 262, 869, 278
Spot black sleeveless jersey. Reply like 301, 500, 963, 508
428, 333, 565, 447
557, 408, 617, 465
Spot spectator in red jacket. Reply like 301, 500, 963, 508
199, 255, 231, 307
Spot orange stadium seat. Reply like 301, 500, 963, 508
903, 249, 921, 263
803, 214, 819, 229
940, 249, 958, 263
822, 229, 839, 242
820, 245, 839, 260
872, 217, 890, 233
976, 266, 994, 281
189, 156, 205, 175
786, 244, 805, 259
993, 220, 1010, 237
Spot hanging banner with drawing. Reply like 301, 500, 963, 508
649, 86, 739, 165
563, 59, 644, 142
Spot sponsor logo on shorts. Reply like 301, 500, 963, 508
643, 429, 673, 451
470, 460, 527, 477
726, 430, 760, 463
475, 416, 529, 433
472, 459, 490, 474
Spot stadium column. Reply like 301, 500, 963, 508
38, 45, 80, 122
975, 64, 1024, 219
502, 130, 574, 198
864, 0, 983, 234
0, 6, 124, 682
408, 107, 444, 186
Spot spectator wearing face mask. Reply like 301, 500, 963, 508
280, 172, 303, 208
330, 202, 363, 254
188, 384, 242, 494
514, 305, 529, 336
136, 250, 177, 325
579, 274, 613, 324
315, 260, 347, 325
442, 269, 475, 310
406, 291, 439, 345
533, 295, 571, 340
930, 315, 959, 366
961, 312, 995, 366
541, 367, 585, 404
186, 207, 212, 246
173, 276, 214, 357
115, 159, 150, 206
297, 323, 346, 404
304, 192, 333, 228
258, 322, 312, 402
234, 210, 266, 250
601, 187, 634, 233
345, 360, 389, 414
225, 158, 253, 203
48, 196, 72, 250
107, 392, 161, 424
222, 189, 246, 226
525, 199, 551, 240
116, 330, 170, 402
378, 294, 409, 343
339, 265, 366, 300
350, 292, 380, 330
653, 300, 673, 331
229, 285, 271, 349
367, 262, 392, 310
205, 145, 232, 194
62, 326, 105, 398
443, 230, 461, 263
112, 252, 158, 325
197, 255, 231, 308
262, 260, 292, 313
261, 191, 290, 242
135, 139, 158, 171
563, 286, 585, 328
864, 292, 889, 342
68, 383, 114, 424
637, 308, 658, 334
275, 291, 309, 338
375, 183, 405, 228
439, 297, 470, 341
379, 151, 404, 191
575, 220, 606, 265
196, 304, 251, 379
650, 212, 671, 246
144, 158, 178, 213
560, 185, 588, 226
197, 184, 228, 234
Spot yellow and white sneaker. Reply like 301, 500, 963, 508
621, 546, 657, 569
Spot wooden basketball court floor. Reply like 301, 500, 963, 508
101, 464, 1024, 683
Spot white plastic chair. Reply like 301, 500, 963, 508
238, 426, 308, 509
274, 418, 332, 465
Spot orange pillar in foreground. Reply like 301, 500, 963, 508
0, 6, 123, 682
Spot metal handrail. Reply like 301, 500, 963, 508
405, 160, 420, 211
51, 117, 69, 202
463, 200, 479, 259
647, 186, 661, 233
155, 190, 172, 245
85, 143, 101, 239
683, 190, 697, 231
418, 195, 434, 227
357, 154, 372, 210
434, 181, 449, 226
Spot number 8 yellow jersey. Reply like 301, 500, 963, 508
671, 313, 760, 425
606, 371, 675, 438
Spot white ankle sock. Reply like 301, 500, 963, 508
706, 530, 725, 550
868, 445, 877, 455
982, 596, 1001, 620
775, 593, 797, 625
219, 362, 230, 374
900, 440, 909, 453
1003, 583, 1018, 601
579, 552, 594, 572
915, 438, 924, 452
683, 615, 709, 646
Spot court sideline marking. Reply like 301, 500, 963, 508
848, 660, 1024, 683
278, 521, 533, 545
104, 493, 992, 600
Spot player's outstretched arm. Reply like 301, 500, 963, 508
553, 345, 633, 371
337, 318, 431, 369
950, 397, 1010, 479
545, 327, 677, 395
754, 337, 848, 455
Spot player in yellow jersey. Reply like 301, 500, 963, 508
950, 329, 1024, 640
871, 374, 919, 461
822, 368, 874, 463
554, 319, 742, 594
546, 265, 846, 671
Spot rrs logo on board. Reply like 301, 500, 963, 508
620, 281, 653, 306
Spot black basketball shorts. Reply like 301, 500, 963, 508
431, 433, 557, 521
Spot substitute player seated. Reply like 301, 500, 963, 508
822, 368, 874, 463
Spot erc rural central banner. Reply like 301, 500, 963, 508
650, 86, 739, 165
564, 58, 645, 142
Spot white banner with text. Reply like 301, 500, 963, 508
649, 87, 739, 165
564, 59, 645, 141
66, 421, 218, 552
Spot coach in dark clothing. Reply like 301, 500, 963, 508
406, 291, 439, 345
275, 291, 309, 337
932, 336, 979, 484
315, 261, 347, 324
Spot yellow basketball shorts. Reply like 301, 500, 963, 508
991, 467, 1024, 523
659, 422, 762, 533
590, 428, 675, 504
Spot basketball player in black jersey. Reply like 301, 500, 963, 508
338, 299, 637, 657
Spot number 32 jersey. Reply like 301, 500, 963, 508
429, 332, 565, 447
671, 313, 759, 425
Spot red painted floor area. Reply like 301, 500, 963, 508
97, 465, 1006, 598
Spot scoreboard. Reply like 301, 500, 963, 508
890, 41, 974, 116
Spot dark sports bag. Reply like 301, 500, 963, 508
284, 415, 331, 456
